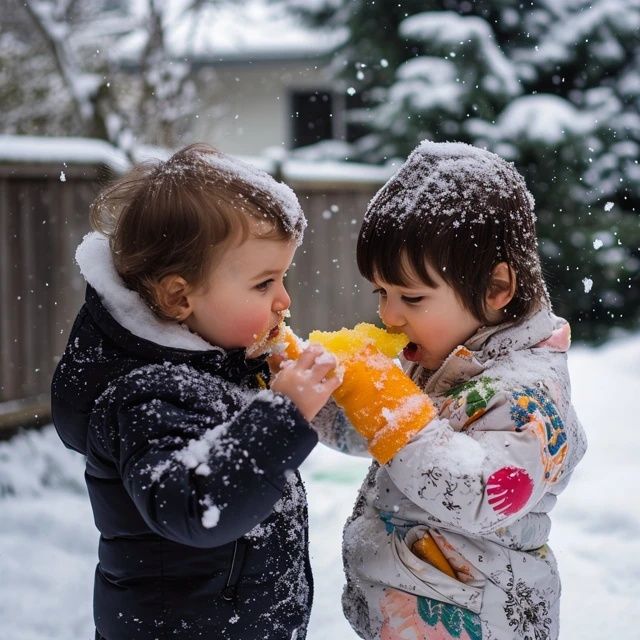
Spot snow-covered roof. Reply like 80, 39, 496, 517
0, 135, 130, 172
118, 0, 346, 63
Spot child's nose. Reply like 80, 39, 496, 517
379, 299, 405, 329
273, 285, 291, 312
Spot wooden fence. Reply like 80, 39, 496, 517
0, 144, 386, 434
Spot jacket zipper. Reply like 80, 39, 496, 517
222, 539, 248, 602
222, 541, 239, 601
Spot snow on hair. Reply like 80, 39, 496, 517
358, 140, 550, 323
90, 143, 306, 320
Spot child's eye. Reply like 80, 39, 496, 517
402, 296, 424, 304
256, 279, 274, 291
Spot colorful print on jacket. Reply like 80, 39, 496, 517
313, 309, 586, 640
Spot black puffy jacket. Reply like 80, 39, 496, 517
51, 286, 318, 640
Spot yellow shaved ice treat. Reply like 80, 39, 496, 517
307, 322, 436, 464
308, 323, 409, 359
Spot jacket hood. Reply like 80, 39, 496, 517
468, 308, 569, 359
76, 231, 219, 352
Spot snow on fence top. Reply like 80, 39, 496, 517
0, 135, 130, 173
282, 160, 396, 186
0, 136, 395, 188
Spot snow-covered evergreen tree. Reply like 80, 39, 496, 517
281, 0, 640, 340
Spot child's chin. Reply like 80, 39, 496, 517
422, 355, 446, 371
246, 327, 280, 357
413, 350, 441, 371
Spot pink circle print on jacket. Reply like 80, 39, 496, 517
486, 466, 533, 516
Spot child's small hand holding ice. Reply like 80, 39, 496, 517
270, 345, 341, 421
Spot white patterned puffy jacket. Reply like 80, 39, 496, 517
312, 308, 587, 640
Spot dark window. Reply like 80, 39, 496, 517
290, 90, 333, 148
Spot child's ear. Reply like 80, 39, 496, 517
485, 262, 516, 314
155, 275, 193, 321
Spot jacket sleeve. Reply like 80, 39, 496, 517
311, 399, 370, 457
105, 368, 317, 548
385, 379, 571, 535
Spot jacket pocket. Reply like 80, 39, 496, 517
345, 515, 484, 615
392, 526, 484, 614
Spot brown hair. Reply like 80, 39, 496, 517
91, 143, 306, 320
357, 141, 549, 323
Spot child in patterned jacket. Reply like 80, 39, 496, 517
314, 141, 587, 640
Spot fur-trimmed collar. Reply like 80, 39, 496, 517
75, 232, 220, 352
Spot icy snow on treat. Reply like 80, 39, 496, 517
267, 321, 305, 361
267, 321, 436, 462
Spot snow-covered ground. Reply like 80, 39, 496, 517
1, 335, 639, 639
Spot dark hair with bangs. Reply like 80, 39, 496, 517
91, 143, 306, 320
357, 141, 549, 324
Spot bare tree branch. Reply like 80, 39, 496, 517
22, 0, 89, 126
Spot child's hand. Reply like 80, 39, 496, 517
270, 345, 341, 422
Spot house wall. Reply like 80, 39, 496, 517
191, 59, 338, 156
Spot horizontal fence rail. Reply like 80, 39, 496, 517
0, 138, 386, 434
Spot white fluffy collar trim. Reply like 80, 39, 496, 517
75, 232, 219, 352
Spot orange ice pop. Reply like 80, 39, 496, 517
304, 323, 436, 464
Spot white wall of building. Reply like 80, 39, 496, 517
191, 58, 338, 156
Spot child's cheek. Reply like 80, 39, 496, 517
231, 312, 270, 345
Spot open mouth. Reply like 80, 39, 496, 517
402, 341, 421, 362
267, 325, 280, 340
246, 323, 282, 357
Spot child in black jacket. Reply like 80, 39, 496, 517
51, 144, 340, 640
